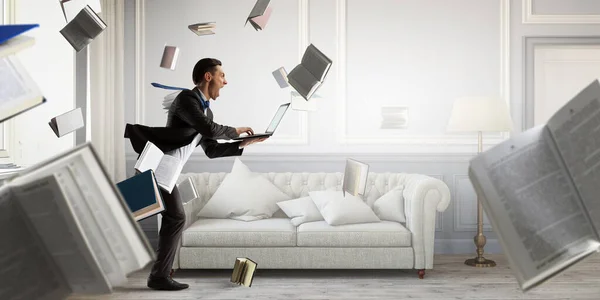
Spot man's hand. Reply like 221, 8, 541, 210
239, 137, 268, 148
236, 127, 254, 136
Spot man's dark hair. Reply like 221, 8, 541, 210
192, 58, 222, 85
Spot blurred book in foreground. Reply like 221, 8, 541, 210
469, 79, 600, 292
60, 5, 106, 52
0, 143, 154, 299
0, 24, 46, 123
188, 22, 216, 36
230, 257, 257, 287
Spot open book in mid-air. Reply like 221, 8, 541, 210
0, 24, 46, 123
246, 0, 272, 31
134, 141, 188, 193
287, 44, 332, 101
0, 143, 154, 300
60, 5, 107, 52
188, 22, 216, 36
342, 158, 369, 197
49, 107, 84, 137
469, 79, 600, 292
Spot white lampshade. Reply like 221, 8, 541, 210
447, 97, 513, 132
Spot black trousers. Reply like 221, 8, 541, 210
150, 186, 185, 278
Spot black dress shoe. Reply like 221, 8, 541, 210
147, 275, 189, 291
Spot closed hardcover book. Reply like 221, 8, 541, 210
116, 170, 165, 221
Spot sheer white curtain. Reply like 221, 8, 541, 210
89, 0, 126, 182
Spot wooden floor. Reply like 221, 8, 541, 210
69, 254, 600, 300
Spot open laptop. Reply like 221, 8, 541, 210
232, 103, 290, 141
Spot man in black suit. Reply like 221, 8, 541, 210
125, 58, 267, 290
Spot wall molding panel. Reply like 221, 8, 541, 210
335, 0, 511, 146
453, 174, 492, 232
522, 0, 600, 24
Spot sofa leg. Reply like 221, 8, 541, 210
417, 269, 425, 279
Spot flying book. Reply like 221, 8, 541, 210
272, 67, 289, 88
246, 0, 272, 31
176, 177, 198, 204
468, 79, 600, 292
48, 107, 84, 137
230, 257, 257, 287
0, 24, 46, 123
160, 45, 180, 70
0, 24, 38, 57
342, 158, 369, 197
60, 0, 102, 23
162, 90, 180, 111
0, 55, 46, 123
116, 170, 165, 221
0, 143, 154, 299
290, 90, 319, 111
287, 44, 332, 101
188, 22, 216, 36
60, 5, 107, 52
134, 141, 184, 193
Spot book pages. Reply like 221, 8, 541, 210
60, 5, 107, 52
49, 107, 84, 137
546, 79, 600, 234
342, 159, 369, 197
469, 125, 599, 291
0, 55, 45, 123
11, 175, 112, 294
0, 186, 71, 300
188, 22, 216, 36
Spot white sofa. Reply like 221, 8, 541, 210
173, 172, 450, 278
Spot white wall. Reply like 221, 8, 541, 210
127, 0, 600, 253
130, 0, 508, 157
8, 0, 75, 166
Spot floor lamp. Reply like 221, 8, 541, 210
446, 96, 513, 267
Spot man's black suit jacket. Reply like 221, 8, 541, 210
124, 87, 243, 158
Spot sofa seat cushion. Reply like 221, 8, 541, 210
182, 218, 296, 247
297, 221, 411, 247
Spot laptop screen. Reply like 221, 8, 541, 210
265, 103, 290, 133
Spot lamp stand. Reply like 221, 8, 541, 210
465, 131, 496, 268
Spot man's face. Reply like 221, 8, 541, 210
207, 65, 227, 100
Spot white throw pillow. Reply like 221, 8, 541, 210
368, 186, 406, 223
309, 191, 380, 226
276, 196, 324, 226
197, 158, 291, 221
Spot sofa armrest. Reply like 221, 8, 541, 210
403, 174, 451, 269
